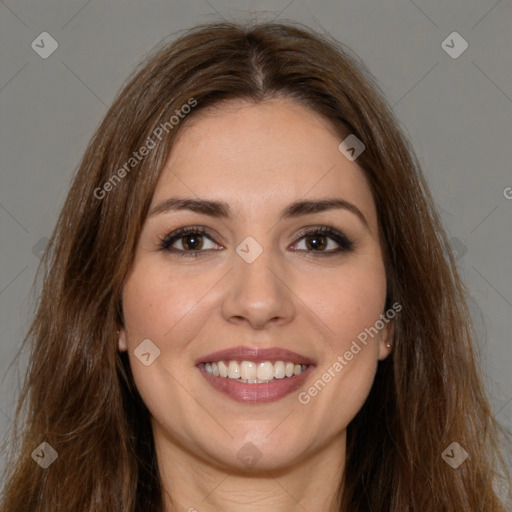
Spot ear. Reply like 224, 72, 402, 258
118, 327, 127, 352
377, 320, 394, 361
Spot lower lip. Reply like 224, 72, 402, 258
198, 364, 315, 403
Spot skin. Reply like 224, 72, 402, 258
119, 97, 393, 512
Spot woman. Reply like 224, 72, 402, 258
1, 20, 509, 511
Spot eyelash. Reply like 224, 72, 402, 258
159, 224, 355, 258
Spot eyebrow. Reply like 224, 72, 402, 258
149, 196, 369, 229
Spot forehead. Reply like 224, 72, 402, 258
152, 98, 377, 230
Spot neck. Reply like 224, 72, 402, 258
153, 423, 346, 512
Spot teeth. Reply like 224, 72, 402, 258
228, 360, 240, 379
240, 361, 257, 380
204, 360, 309, 381
257, 361, 274, 380
218, 360, 228, 378
274, 360, 285, 379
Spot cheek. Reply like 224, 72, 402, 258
295, 262, 387, 431
121, 258, 223, 407
120, 261, 204, 422
122, 259, 208, 344
296, 260, 387, 351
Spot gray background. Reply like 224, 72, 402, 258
1, 0, 511, 477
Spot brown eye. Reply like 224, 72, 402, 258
180, 233, 203, 250
304, 234, 327, 251
160, 226, 222, 256
291, 226, 354, 255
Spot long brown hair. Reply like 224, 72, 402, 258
1, 20, 509, 511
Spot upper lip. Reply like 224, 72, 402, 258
195, 346, 317, 366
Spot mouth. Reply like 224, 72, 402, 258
196, 346, 316, 403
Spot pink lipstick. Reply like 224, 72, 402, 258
196, 346, 316, 403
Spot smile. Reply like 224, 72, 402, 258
203, 360, 309, 382
195, 346, 316, 403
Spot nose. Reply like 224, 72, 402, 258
221, 242, 296, 330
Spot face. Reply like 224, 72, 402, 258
119, 98, 392, 473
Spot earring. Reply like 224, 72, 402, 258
386, 342, 392, 348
